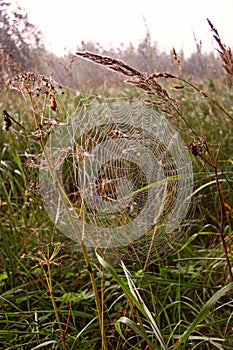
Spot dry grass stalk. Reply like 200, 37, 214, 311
75, 51, 196, 135
171, 48, 182, 76
76, 51, 172, 104
192, 31, 202, 55
207, 18, 233, 82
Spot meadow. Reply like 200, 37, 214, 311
1, 20, 233, 350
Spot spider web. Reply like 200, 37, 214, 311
39, 96, 193, 258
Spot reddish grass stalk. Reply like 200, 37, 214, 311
199, 145, 233, 282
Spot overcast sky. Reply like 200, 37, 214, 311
14, 0, 233, 57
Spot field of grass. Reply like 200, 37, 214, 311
1, 43, 233, 350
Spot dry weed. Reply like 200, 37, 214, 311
207, 18, 233, 83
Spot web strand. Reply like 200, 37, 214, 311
39, 96, 193, 260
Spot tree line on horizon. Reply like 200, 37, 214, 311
0, 0, 225, 92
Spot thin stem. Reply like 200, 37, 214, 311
41, 94, 48, 125
198, 147, 233, 282
28, 91, 39, 128
97, 248, 154, 350
214, 167, 233, 282
27, 91, 46, 151
177, 77, 233, 122
100, 264, 106, 349
47, 263, 67, 350
80, 242, 108, 350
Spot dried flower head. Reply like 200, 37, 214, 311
27, 242, 65, 269
8, 72, 63, 96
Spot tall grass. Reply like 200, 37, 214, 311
1, 20, 233, 349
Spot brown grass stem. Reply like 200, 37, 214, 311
96, 249, 154, 350
213, 166, 233, 282
198, 144, 233, 282
28, 91, 39, 128
46, 262, 67, 350
29, 244, 69, 350
80, 242, 108, 350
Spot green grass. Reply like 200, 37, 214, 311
1, 73, 233, 350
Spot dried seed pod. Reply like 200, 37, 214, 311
2, 110, 12, 131
50, 95, 57, 111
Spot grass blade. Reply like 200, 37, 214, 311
173, 283, 233, 349
96, 251, 167, 350
115, 316, 154, 348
